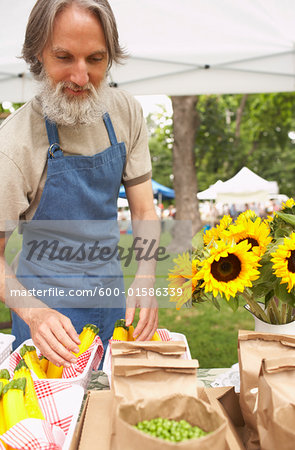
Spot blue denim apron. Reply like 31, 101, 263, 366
12, 113, 126, 355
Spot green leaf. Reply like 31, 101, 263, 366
251, 283, 272, 298
192, 229, 205, 252
210, 296, 221, 310
274, 280, 295, 306
276, 212, 295, 227
226, 296, 239, 312
256, 262, 275, 284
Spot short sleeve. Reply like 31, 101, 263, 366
0, 152, 29, 231
122, 101, 152, 187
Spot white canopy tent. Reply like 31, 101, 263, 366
197, 180, 224, 200
215, 167, 279, 204
1, 0, 295, 102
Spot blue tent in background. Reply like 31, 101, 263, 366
119, 179, 175, 200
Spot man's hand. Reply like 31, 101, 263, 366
125, 277, 158, 341
21, 307, 81, 367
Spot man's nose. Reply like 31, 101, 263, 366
70, 60, 89, 87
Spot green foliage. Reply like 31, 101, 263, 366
149, 92, 295, 197
146, 107, 174, 189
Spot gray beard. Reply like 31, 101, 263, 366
38, 73, 108, 126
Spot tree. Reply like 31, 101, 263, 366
171, 96, 202, 235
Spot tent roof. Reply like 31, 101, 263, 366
215, 167, 278, 203
119, 179, 175, 199
1, 0, 295, 101
197, 180, 224, 200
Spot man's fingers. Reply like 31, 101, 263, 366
125, 306, 136, 327
34, 329, 78, 367
57, 317, 81, 351
134, 306, 158, 340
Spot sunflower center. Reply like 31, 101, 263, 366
211, 254, 242, 282
287, 250, 295, 273
238, 237, 259, 250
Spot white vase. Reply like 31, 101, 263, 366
245, 303, 295, 335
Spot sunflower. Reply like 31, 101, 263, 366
235, 209, 257, 223
168, 252, 197, 309
282, 198, 295, 210
271, 232, 295, 292
203, 215, 232, 245
194, 240, 260, 300
224, 216, 272, 257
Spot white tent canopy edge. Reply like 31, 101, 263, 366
1, 0, 295, 102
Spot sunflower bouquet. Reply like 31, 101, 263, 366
168, 199, 295, 324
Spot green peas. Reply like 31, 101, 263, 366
134, 417, 209, 442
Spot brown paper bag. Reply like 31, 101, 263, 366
111, 357, 199, 402
238, 330, 295, 450
257, 356, 295, 450
110, 340, 188, 360
113, 393, 227, 450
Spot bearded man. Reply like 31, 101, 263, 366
0, 0, 159, 368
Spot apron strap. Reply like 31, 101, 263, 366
45, 117, 64, 159
103, 112, 118, 146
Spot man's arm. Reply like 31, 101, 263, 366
0, 235, 80, 366
124, 179, 160, 340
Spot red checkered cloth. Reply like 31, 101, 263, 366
62, 335, 103, 378
0, 381, 83, 449
156, 329, 172, 341
8, 336, 104, 380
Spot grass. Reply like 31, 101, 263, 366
0, 227, 255, 367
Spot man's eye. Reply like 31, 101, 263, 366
89, 57, 103, 62
56, 55, 70, 60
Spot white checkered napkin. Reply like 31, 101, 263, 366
62, 335, 103, 378
0, 381, 81, 449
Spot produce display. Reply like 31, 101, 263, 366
134, 417, 209, 442
0, 362, 44, 444
17, 323, 99, 379
113, 319, 161, 341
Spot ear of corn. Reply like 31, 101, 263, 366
127, 324, 135, 341
46, 361, 63, 379
150, 331, 161, 341
3, 378, 29, 429
19, 345, 47, 379
13, 360, 44, 420
0, 369, 10, 387
38, 355, 49, 373
73, 324, 99, 357
113, 319, 129, 341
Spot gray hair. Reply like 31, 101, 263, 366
22, 0, 127, 77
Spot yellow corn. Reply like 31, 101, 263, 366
46, 361, 63, 379
128, 324, 135, 341
0, 369, 10, 387
112, 319, 129, 341
3, 378, 29, 429
13, 360, 44, 420
73, 324, 99, 357
19, 345, 47, 379
151, 331, 161, 341
39, 355, 49, 373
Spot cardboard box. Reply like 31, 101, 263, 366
72, 387, 246, 450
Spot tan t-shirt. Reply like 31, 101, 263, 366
0, 86, 152, 231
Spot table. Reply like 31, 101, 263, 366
87, 368, 231, 391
